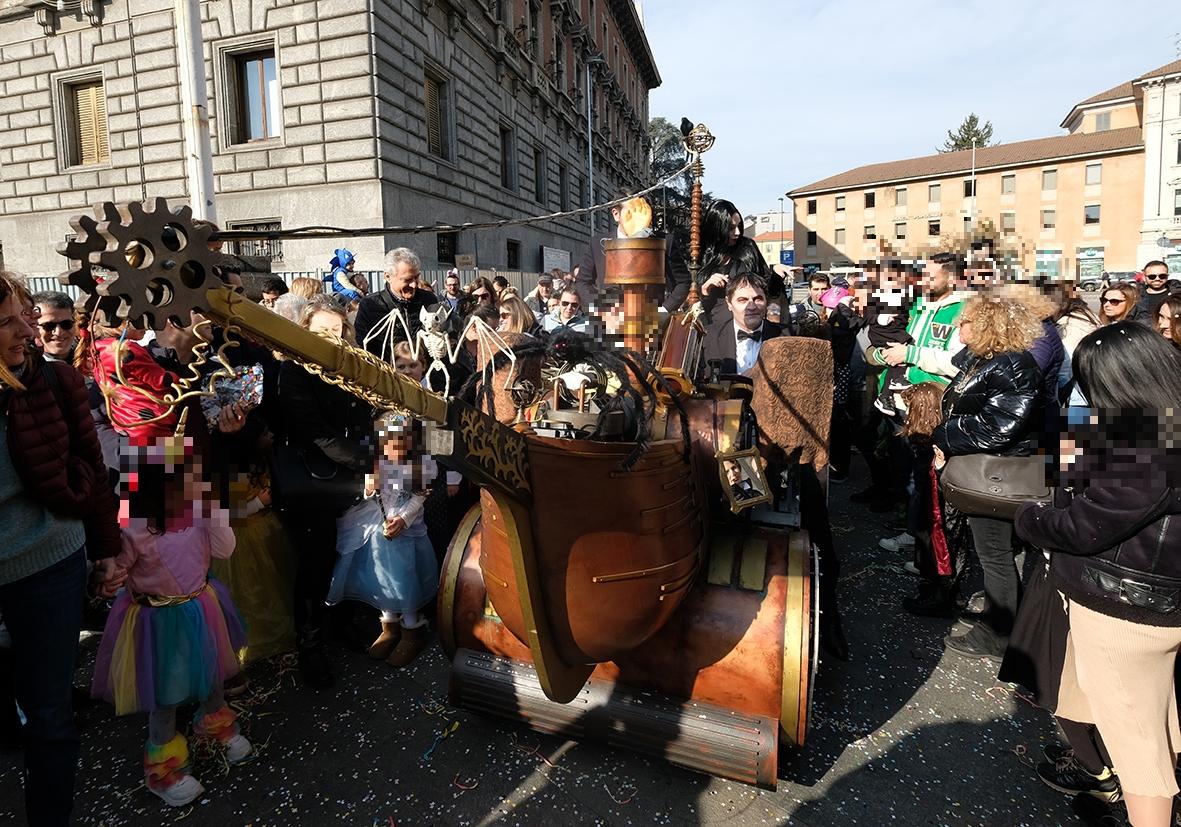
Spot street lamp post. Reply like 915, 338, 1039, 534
778, 196, 785, 264
585, 55, 605, 231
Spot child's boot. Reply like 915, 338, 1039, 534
387, 620, 430, 668
193, 705, 253, 764
144, 734, 205, 807
368, 621, 401, 661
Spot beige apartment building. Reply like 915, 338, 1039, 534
788, 59, 1181, 281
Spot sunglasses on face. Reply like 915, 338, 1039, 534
473, 291, 489, 299
38, 319, 75, 333
560, 300, 579, 308
1101, 297, 1126, 305
498, 311, 512, 319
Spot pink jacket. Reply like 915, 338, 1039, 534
116, 516, 235, 597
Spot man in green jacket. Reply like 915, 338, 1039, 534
871, 252, 969, 617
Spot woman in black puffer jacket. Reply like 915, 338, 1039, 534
932, 293, 1043, 663
1016, 322, 1181, 827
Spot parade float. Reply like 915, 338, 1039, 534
57, 123, 830, 789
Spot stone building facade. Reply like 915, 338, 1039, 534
0, 0, 659, 278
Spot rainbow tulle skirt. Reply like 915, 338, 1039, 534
91, 579, 246, 715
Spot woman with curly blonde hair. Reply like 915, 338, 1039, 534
932, 292, 1044, 664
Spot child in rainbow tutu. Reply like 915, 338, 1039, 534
91, 431, 252, 807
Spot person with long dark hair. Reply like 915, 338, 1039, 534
1156, 294, 1181, 349
1016, 322, 1181, 827
696, 199, 774, 315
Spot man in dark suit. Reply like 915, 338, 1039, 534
354, 247, 438, 362
700, 273, 785, 378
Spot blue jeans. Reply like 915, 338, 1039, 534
0, 547, 86, 827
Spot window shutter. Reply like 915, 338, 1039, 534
425, 76, 442, 157
72, 81, 109, 166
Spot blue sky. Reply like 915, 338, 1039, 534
643, 0, 1178, 218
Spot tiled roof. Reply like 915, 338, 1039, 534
787, 126, 1142, 197
752, 231, 793, 243
1138, 58, 1181, 81
1074, 80, 1134, 108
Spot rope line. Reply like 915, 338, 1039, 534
211, 156, 697, 242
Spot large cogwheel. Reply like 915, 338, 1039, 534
60, 198, 219, 329
57, 202, 125, 325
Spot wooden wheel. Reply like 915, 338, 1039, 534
779, 531, 818, 747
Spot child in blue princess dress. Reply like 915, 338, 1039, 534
326, 413, 439, 667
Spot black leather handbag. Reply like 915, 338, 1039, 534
270, 442, 361, 514
940, 453, 1052, 520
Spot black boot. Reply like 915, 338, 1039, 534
903, 579, 958, 619
819, 609, 849, 662
297, 601, 334, 689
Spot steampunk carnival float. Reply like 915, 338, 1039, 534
58, 124, 832, 789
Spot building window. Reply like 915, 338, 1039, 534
806, 230, 817, 246
928, 219, 940, 236
806, 199, 817, 215
552, 32, 566, 86
1041, 209, 1056, 230
928, 183, 940, 203
1175, 188, 1181, 217
834, 195, 845, 212
424, 70, 452, 161
506, 239, 521, 270
1084, 204, 1100, 225
62, 77, 110, 167
863, 225, 876, 240
1176, 140, 1181, 166
232, 48, 281, 143
834, 228, 846, 245
579, 175, 587, 220
864, 192, 875, 209
1036, 250, 1062, 279
1042, 169, 1057, 191
894, 222, 906, 240
436, 232, 457, 265
1095, 111, 1111, 132
226, 219, 282, 262
895, 187, 907, 207
559, 162, 569, 211
1001, 174, 1015, 194
963, 179, 976, 198
1001, 212, 1016, 234
499, 125, 516, 190
533, 145, 545, 203
1085, 163, 1101, 185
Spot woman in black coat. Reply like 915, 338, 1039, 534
275, 299, 374, 687
932, 294, 1043, 663
1016, 323, 1181, 827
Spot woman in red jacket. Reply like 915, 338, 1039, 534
0, 273, 122, 826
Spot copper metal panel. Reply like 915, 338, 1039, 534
603, 237, 667, 286
450, 519, 805, 723
479, 435, 704, 665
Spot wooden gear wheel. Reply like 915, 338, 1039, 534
58, 198, 220, 329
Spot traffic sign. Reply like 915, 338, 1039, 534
780, 249, 794, 265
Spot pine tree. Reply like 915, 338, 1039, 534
940, 113, 996, 153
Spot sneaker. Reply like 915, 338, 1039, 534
1042, 742, 1072, 764
1036, 754, 1121, 803
149, 774, 205, 808
879, 532, 915, 553
943, 627, 1005, 664
901, 561, 920, 576
224, 733, 254, 765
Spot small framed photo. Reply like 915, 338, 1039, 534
717, 447, 772, 513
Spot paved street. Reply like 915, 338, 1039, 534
0, 459, 1099, 827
